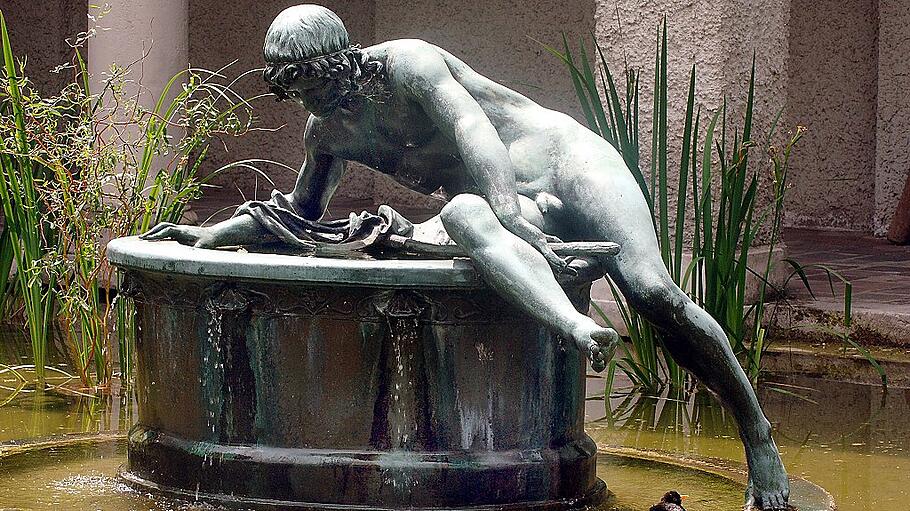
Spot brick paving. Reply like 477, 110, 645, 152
785, 228, 910, 313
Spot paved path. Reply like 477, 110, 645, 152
785, 228, 910, 313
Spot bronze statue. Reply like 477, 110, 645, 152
142, 5, 789, 509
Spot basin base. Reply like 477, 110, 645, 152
123, 426, 607, 510
120, 472, 607, 510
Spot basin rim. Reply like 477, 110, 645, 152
106, 236, 483, 288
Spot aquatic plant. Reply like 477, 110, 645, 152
0, 13, 57, 380
547, 20, 869, 391
0, 9, 268, 387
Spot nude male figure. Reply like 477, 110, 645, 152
142, 5, 789, 509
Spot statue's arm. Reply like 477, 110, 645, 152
287, 125, 345, 220
141, 123, 343, 248
398, 47, 569, 271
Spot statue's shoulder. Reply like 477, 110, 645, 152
373, 39, 450, 89
372, 38, 439, 59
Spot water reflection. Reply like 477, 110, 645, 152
761, 374, 908, 457
585, 373, 906, 511
0, 332, 134, 442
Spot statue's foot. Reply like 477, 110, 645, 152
573, 325, 619, 372
744, 441, 790, 510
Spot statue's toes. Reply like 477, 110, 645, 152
588, 342, 601, 357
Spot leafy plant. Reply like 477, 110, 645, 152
0, 9, 267, 387
548, 20, 870, 391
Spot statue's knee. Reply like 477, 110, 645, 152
440, 194, 503, 249
629, 276, 680, 312
440, 194, 492, 230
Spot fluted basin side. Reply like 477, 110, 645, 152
107, 237, 606, 510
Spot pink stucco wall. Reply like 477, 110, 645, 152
874, 0, 910, 236
2, 0, 905, 237
187, 0, 378, 207
786, 0, 878, 232
2, 0, 86, 96
187, 0, 595, 210
594, 0, 791, 244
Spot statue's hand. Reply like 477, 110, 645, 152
497, 213, 577, 277
140, 222, 216, 248
540, 244, 578, 277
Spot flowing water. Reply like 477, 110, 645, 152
0, 333, 906, 510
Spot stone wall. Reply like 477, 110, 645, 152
2, 0, 86, 96
874, 1, 910, 236
785, 0, 878, 232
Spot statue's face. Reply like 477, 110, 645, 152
285, 76, 344, 117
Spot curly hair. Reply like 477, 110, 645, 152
262, 5, 382, 101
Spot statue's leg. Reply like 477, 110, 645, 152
565, 174, 789, 510
604, 254, 788, 509
438, 193, 619, 371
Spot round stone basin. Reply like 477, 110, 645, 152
0, 436, 836, 511
106, 237, 605, 509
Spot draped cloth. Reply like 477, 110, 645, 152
231, 191, 620, 278
232, 190, 446, 256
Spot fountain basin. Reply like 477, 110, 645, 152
106, 237, 605, 509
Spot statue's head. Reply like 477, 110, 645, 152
262, 5, 381, 117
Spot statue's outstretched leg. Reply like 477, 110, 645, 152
556, 158, 789, 510
600, 234, 789, 510
438, 193, 619, 371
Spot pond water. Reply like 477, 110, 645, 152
0, 438, 751, 511
586, 371, 909, 511
0, 335, 906, 511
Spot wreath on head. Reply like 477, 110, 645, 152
262, 46, 383, 102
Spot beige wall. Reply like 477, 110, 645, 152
188, 0, 595, 210
785, 0, 878, 232
188, 0, 377, 209
785, 0, 910, 236
6, 0, 908, 236
371, 0, 595, 208
373, 0, 592, 120
594, 0, 791, 244
874, 1, 910, 236
2, 0, 86, 96
89, 0, 189, 112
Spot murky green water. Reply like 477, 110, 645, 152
0, 440, 204, 510
585, 372, 909, 511
0, 334, 906, 510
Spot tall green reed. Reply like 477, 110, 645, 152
0, 9, 266, 387
0, 12, 56, 380
547, 20, 863, 391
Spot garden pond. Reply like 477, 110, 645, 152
0, 334, 906, 511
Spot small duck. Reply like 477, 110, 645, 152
649, 490, 686, 511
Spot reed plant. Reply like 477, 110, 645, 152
0, 13, 56, 380
0, 10, 266, 387
548, 20, 868, 391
